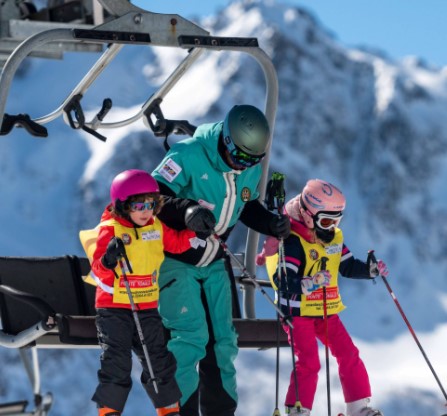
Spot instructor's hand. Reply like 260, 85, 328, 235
269, 214, 291, 239
185, 206, 216, 238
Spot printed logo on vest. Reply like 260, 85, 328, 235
309, 248, 319, 261
158, 158, 182, 183
241, 187, 251, 202
141, 230, 161, 241
121, 233, 132, 245
325, 243, 342, 255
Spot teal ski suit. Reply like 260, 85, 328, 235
152, 121, 276, 415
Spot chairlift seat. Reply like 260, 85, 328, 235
0, 256, 287, 348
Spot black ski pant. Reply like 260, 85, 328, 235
92, 307, 181, 412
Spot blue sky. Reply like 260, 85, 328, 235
133, 0, 447, 68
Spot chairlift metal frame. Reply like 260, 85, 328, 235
0, 1, 281, 414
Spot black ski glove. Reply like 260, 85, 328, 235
269, 214, 291, 239
184, 205, 216, 238
101, 237, 125, 270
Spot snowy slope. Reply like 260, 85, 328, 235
1, 0, 447, 415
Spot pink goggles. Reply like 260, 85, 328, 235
130, 201, 156, 212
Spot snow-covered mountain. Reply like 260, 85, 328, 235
1, 0, 447, 415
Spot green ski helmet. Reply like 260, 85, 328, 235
222, 105, 270, 167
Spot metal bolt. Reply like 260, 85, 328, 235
134, 13, 142, 24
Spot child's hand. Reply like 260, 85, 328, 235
369, 259, 389, 278
102, 237, 125, 269
377, 260, 389, 277
256, 253, 266, 266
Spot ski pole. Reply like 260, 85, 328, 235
214, 233, 293, 329
278, 241, 302, 412
269, 172, 302, 413
320, 257, 331, 416
273, 312, 281, 416
115, 239, 159, 394
368, 250, 447, 404
266, 172, 286, 416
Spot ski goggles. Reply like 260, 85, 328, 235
314, 212, 343, 230
130, 201, 156, 212
223, 134, 265, 168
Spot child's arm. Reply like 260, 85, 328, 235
161, 222, 196, 254
339, 244, 388, 279
91, 225, 117, 279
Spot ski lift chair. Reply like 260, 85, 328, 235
0, 254, 287, 414
0, 0, 281, 321
0, 255, 287, 350
0, 0, 288, 412
0, 255, 96, 416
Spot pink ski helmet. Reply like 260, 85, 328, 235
110, 169, 159, 206
285, 195, 301, 222
299, 179, 346, 228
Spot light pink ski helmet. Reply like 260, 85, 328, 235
110, 169, 159, 206
299, 179, 346, 228
285, 195, 301, 222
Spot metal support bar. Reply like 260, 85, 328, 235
37, 42, 124, 125
0, 320, 53, 348
0, 28, 76, 124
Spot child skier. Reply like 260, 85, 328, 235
257, 179, 388, 416
89, 169, 197, 416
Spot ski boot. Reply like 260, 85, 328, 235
98, 407, 121, 416
346, 398, 383, 416
156, 402, 180, 416
285, 406, 311, 415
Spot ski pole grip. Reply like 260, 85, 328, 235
122, 252, 133, 274
320, 256, 328, 271
367, 250, 380, 284
367, 249, 377, 265
115, 237, 133, 274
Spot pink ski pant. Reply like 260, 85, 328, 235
283, 315, 371, 410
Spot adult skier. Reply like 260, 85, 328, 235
152, 104, 291, 416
